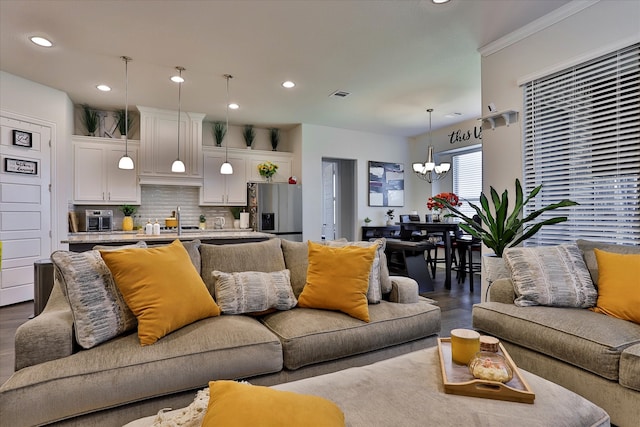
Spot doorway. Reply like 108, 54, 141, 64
321, 158, 356, 241
0, 112, 52, 306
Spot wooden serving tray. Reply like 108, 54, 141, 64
437, 337, 535, 404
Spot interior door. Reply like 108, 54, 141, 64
0, 113, 52, 306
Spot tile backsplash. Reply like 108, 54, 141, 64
72, 185, 245, 231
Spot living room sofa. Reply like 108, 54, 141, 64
0, 238, 441, 426
472, 239, 640, 427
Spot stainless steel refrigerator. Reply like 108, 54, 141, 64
248, 182, 303, 241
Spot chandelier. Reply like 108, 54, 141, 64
412, 108, 450, 183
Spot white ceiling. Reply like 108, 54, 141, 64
0, 0, 571, 137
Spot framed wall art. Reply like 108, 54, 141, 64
12, 130, 33, 148
368, 161, 404, 207
4, 157, 38, 175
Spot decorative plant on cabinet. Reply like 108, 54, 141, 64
213, 121, 226, 147
243, 125, 255, 149
269, 128, 280, 151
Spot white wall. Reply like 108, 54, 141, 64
300, 124, 410, 241
479, 0, 640, 298
0, 71, 74, 250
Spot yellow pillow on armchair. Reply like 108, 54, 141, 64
297, 241, 376, 322
100, 240, 220, 345
590, 249, 640, 324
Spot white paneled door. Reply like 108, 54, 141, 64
0, 113, 52, 306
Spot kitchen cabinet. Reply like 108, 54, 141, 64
200, 148, 247, 206
73, 136, 140, 204
137, 106, 205, 186
245, 151, 294, 183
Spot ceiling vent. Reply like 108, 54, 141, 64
329, 90, 351, 98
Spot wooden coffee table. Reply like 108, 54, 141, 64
126, 347, 610, 426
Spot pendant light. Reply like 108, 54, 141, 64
220, 74, 234, 175
412, 108, 450, 183
171, 66, 186, 173
117, 56, 135, 170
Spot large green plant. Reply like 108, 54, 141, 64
435, 179, 578, 257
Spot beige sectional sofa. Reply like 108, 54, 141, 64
473, 240, 640, 427
0, 238, 441, 426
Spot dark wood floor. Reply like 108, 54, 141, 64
0, 269, 480, 385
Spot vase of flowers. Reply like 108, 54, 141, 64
386, 209, 395, 226
257, 161, 278, 182
427, 192, 461, 222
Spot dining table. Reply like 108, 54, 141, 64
397, 221, 459, 289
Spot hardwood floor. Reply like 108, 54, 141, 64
0, 269, 480, 386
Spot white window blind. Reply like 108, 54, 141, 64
453, 149, 482, 218
522, 42, 640, 246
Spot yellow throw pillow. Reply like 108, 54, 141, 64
202, 381, 345, 427
100, 240, 220, 345
297, 241, 376, 322
590, 249, 640, 324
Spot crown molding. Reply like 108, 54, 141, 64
478, 0, 600, 57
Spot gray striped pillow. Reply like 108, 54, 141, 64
212, 270, 297, 315
504, 243, 597, 308
51, 250, 137, 348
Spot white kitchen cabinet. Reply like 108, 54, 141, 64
73, 136, 140, 204
245, 151, 294, 183
137, 106, 205, 186
200, 148, 247, 206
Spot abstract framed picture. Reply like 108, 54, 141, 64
368, 161, 404, 207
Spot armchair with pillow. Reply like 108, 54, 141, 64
472, 240, 640, 427
1, 237, 440, 427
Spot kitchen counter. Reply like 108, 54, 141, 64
62, 230, 274, 252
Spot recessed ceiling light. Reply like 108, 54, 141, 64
96, 84, 111, 92
282, 81, 295, 89
228, 103, 239, 110
170, 75, 184, 83
30, 36, 53, 47
432, 0, 450, 4
445, 112, 463, 118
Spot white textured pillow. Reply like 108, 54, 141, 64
51, 250, 137, 348
212, 270, 297, 315
504, 243, 597, 308
324, 239, 388, 303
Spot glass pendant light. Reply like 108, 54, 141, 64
220, 74, 234, 175
117, 56, 135, 170
412, 108, 451, 183
171, 66, 186, 173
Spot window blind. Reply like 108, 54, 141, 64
453, 149, 482, 218
522, 42, 640, 246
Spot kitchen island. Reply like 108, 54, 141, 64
62, 230, 274, 252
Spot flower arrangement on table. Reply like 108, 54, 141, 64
257, 161, 278, 180
427, 192, 462, 210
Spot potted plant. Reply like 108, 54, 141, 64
269, 128, 280, 151
230, 207, 242, 229
434, 179, 578, 284
82, 105, 99, 137
363, 217, 372, 226
199, 214, 207, 230
120, 204, 137, 231
115, 109, 133, 138
434, 179, 578, 257
213, 121, 226, 147
243, 124, 255, 149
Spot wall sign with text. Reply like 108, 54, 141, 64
448, 125, 482, 145
4, 157, 39, 175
